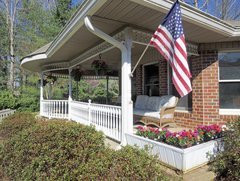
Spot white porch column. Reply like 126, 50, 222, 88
121, 28, 133, 145
40, 72, 44, 116
84, 16, 133, 145
68, 68, 72, 120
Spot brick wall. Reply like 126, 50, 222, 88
174, 50, 239, 128
135, 65, 143, 95
159, 60, 168, 96
134, 50, 239, 128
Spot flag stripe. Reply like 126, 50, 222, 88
172, 61, 191, 92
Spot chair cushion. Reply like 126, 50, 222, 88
166, 96, 177, 107
146, 96, 162, 111
159, 95, 175, 107
133, 108, 160, 119
144, 111, 161, 119
135, 95, 149, 109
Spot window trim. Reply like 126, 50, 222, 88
143, 61, 159, 96
167, 62, 192, 112
218, 51, 240, 114
219, 109, 240, 115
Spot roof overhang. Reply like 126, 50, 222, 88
131, 0, 240, 37
21, 0, 240, 73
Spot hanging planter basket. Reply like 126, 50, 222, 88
72, 69, 82, 82
91, 54, 108, 76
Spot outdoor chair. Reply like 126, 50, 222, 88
133, 95, 178, 128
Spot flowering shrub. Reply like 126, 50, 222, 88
136, 124, 225, 148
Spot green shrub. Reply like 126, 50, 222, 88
0, 90, 18, 110
17, 86, 40, 112
0, 112, 36, 139
209, 119, 240, 180
0, 120, 107, 180
109, 146, 168, 180
0, 117, 169, 180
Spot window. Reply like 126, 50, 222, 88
168, 60, 192, 111
219, 52, 240, 109
144, 63, 159, 96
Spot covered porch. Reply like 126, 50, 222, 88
21, 0, 239, 144
36, 24, 198, 144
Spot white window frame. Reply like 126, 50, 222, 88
218, 51, 240, 115
142, 61, 159, 96
167, 62, 192, 112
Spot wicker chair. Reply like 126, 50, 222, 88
133, 95, 178, 128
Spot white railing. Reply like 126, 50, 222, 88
40, 99, 122, 142
0, 109, 16, 121
70, 101, 89, 125
41, 100, 68, 119
90, 103, 122, 142
70, 100, 122, 142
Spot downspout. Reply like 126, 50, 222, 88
84, 16, 133, 145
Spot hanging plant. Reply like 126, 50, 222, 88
72, 69, 82, 82
91, 54, 108, 75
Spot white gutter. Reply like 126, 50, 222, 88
21, 53, 47, 66
46, 0, 108, 57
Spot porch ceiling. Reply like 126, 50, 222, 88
21, 0, 240, 73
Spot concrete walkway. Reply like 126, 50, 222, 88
183, 165, 215, 181
104, 137, 121, 150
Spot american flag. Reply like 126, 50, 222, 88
150, 0, 192, 97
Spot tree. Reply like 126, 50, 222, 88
0, 0, 82, 91
182, 0, 240, 20
0, 11, 8, 89
0, 0, 21, 90
53, 0, 82, 27
0, 0, 82, 111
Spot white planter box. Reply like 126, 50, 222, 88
126, 133, 223, 172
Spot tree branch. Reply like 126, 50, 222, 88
200, 0, 209, 9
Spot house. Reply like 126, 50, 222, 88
21, 0, 240, 145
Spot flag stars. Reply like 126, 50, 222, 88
162, 4, 183, 40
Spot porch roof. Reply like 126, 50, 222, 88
21, 0, 240, 73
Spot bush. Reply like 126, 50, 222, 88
0, 87, 39, 112
0, 116, 169, 180
109, 146, 167, 180
0, 112, 36, 139
17, 86, 40, 112
209, 119, 240, 180
0, 90, 18, 110
0, 120, 107, 180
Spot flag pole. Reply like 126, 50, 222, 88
129, 42, 151, 77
